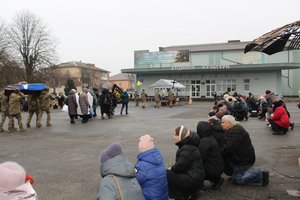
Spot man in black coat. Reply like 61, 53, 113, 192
221, 115, 269, 186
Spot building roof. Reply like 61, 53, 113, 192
109, 73, 134, 81
122, 63, 300, 74
159, 40, 251, 52
55, 61, 110, 72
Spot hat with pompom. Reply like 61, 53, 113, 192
138, 134, 154, 152
99, 143, 123, 163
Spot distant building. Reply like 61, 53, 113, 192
109, 73, 134, 90
51, 61, 110, 93
122, 40, 300, 98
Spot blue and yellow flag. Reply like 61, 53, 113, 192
137, 78, 144, 86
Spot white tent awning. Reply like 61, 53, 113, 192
149, 79, 185, 89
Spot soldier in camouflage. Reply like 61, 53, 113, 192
0, 93, 10, 132
37, 88, 52, 127
26, 94, 40, 128
8, 88, 26, 133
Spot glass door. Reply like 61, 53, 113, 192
191, 80, 201, 98
205, 80, 216, 97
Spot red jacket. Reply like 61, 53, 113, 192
271, 105, 290, 128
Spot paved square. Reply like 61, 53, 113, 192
0, 101, 299, 200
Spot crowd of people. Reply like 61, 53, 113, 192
64, 87, 126, 122
96, 113, 271, 200
209, 90, 294, 135
97, 89, 291, 199
1, 88, 297, 200
64, 87, 177, 124
134, 89, 176, 109
0, 87, 53, 133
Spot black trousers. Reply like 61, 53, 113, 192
269, 120, 288, 133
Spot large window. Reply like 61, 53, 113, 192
244, 79, 250, 92
216, 79, 236, 94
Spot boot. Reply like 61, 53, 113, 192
19, 128, 26, 132
8, 120, 15, 133
262, 171, 269, 186
7, 127, 14, 133
18, 122, 26, 132
47, 123, 52, 127
290, 123, 294, 130
211, 177, 224, 190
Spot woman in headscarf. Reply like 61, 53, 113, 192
167, 125, 205, 200
65, 89, 78, 124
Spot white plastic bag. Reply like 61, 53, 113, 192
62, 104, 68, 112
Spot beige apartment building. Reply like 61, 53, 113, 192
52, 61, 110, 93
109, 73, 134, 91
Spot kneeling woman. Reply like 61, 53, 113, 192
269, 100, 290, 135
167, 125, 205, 200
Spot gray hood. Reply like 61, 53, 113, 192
100, 154, 136, 178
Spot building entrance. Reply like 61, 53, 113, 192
191, 80, 201, 98
205, 80, 216, 97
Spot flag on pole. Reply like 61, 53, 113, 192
137, 78, 144, 86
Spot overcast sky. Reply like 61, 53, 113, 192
1, 0, 299, 75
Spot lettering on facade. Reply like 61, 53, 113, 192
171, 66, 196, 70
197, 65, 230, 70
171, 65, 230, 70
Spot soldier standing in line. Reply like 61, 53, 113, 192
134, 90, 139, 107
0, 93, 10, 132
140, 89, 147, 109
26, 94, 40, 128
8, 88, 26, 133
154, 90, 161, 108
37, 88, 52, 128
168, 89, 175, 108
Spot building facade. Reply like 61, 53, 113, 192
109, 73, 134, 90
121, 40, 300, 98
52, 61, 110, 93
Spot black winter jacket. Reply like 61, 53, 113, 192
168, 132, 205, 192
196, 122, 224, 178
222, 125, 255, 165
210, 120, 226, 149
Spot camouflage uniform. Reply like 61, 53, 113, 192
0, 94, 10, 132
8, 91, 25, 132
26, 94, 40, 128
37, 90, 52, 127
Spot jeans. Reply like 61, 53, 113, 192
120, 103, 128, 114
232, 164, 263, 185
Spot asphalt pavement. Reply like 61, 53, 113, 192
0, 101, 299, 200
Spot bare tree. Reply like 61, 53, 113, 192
0, 21, 25, 89
37, 66, 65, 94
0, 52, 25, 90
7, 11, 58, 82
0, 21, 8, 57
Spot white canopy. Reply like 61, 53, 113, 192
149, 79, 185, 89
